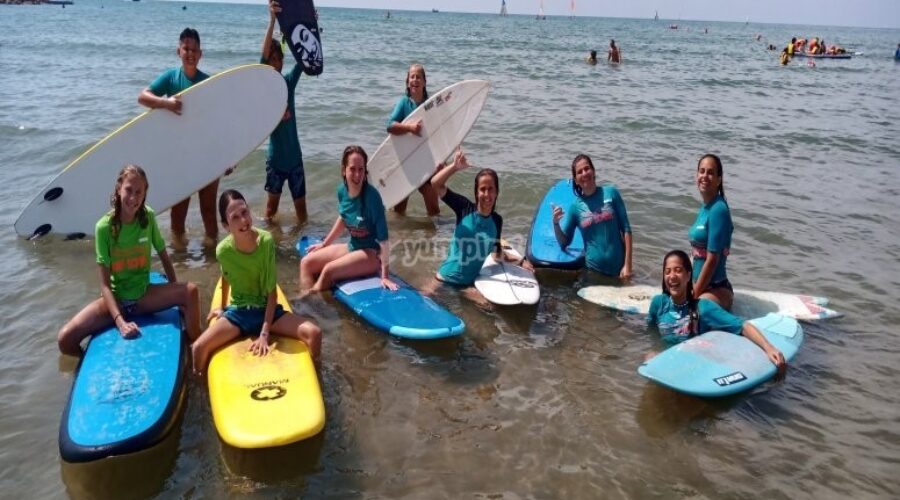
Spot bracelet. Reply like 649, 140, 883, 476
113, 313, 122, 323
260, 330, 269, 338
518, 257, 526, 266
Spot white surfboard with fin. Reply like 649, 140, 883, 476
368, 80, 490, 210
475, 241, 540, 305
15, 64, 287, 240
577, 284, 841, 321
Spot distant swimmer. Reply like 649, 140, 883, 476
780, 48, 790, 65
608, 39, 621, 63
896, 43, 900, 60
586, 50, 598, 65
787, 37, 796, 56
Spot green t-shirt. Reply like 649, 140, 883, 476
216, 228, 277, 308
95, 207, 166, 301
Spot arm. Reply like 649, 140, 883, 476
138, 89, 182, 115
307, 217, 346, 254
430, 149, 471, 199
250, 290, 277, 356
620, 232, 633, 280
262, 1, 280, 61
387, 120, 422, 136
208, 276, 230, 322
98, 265, 139, 338
693, 252, 719, 296
741, 321, 786, 375
378, 240, 399, 290
553, 205, 574, 248
158, 249, 178, 284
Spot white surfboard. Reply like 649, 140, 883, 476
475, 241, 540, 305
577, 284, 841, 321
368, 80, 490, 209
15, 64, 288, 239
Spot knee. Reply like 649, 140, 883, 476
57, 324, 81, 356
184, 281, 199, 302
301, 322, 322, 348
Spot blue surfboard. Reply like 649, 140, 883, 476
526, 179, 585, 269
276, 0, 323, 76
638, 313, 803, 397
297, 236, 464, 339
59, 273, 187, 462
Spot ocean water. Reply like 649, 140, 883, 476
1, 1, 900, 497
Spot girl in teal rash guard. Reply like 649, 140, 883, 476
428, 149, 533, 296
688, 154, 734, 310
299, 145, 400, 294
553, 154, 634, 279
646, 250, 785, 375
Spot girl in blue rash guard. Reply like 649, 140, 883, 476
647, 250, 786, 374
689, 154, 734, 310
429, 149, 533, 294
299, 145, 399, 294
553, 154, 633, 279
385, 63, 440, 216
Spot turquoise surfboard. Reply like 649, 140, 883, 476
59, 273, 187, 462
526, 179, 585, 269
637, 313, 803, 397
297, 236, 464, 339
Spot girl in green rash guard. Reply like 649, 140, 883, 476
57, 165, 202, 356
646, 250, 785, 376
553, 154, 633, 279
688, 154, 734, 310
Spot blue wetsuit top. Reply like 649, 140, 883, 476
338, 183, 389, 252
560, 184, 631, 276
437, 189, 503, 286
688, 194, 732, 284
260, 57, 303, 172
647, 294, 744, 345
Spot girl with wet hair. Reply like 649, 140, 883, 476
57, 165, 201, 356
299, 145, 399, 294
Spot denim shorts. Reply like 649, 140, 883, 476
265, 160, 306, 200
119, 299, 140, 317
222, 304, 286, 336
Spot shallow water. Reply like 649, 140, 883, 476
1, 1, 899, 498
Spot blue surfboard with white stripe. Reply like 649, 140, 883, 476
637, 313, 803, 397
59, 273, 187, 462
297, 236, 464, 339
526, 179, 585, 269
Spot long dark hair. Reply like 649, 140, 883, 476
405, 64, 429, 101
342, 145, 370, 207
474, 168, 500, 213
697, 153, 726, 202
570, 153, 595, 197
661, 249, 699, 336
109, 165, 149, 241
218, 189, 246, 224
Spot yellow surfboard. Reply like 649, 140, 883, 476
207, 278, 325, 448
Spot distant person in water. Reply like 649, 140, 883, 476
607, 40, 621, 63
780, 48, 791, 66
896, 43, 900, 59
786, 37, 796, 57
586, 50, 598, 65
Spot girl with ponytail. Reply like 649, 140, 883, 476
688, 154, 734, 309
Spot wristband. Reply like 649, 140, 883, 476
518, 257, 526, 266
113, 313, 122, 323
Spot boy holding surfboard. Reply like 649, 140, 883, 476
260, 0, 308, 224
138, 28, 223, 244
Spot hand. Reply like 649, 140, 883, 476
552, 205, 564, 225
619, 264, 633, 281
520, 259, 535, 272
224, 165, 236, 176
269, 0, 281, 18
307, 242, 325, 254
643, 351, 658, 363
250, 333, 271, 356
408, 119, 423, 136
381, 277, 399, 291
207, 308, 224, 322
116, 317, 141, 339
451, 148, 471, 171
165, 96, 182, 115
767, 348, 787, 378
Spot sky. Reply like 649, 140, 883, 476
199, 0, 900, 30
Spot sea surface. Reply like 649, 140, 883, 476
1, 1, 899, 498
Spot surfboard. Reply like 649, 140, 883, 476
206, 279, 324, 449
368, 80, 491, 209
576, 284, 841, 321
15, 64, 288, 240
526, 179, 585, 269
276, 0, 323, 76
59, 273, 187, 462
638, 313, 804, 397
297, 236, 465, 339
474, 240, 540, 305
